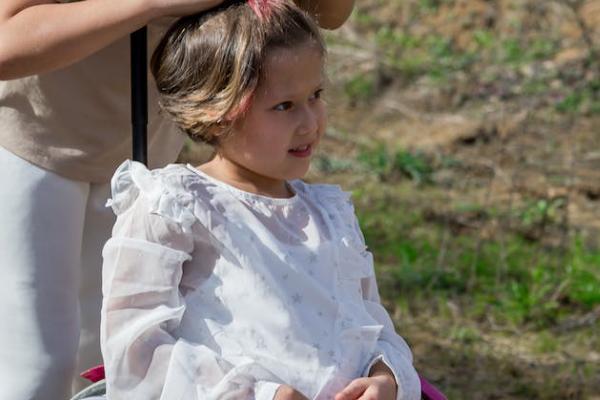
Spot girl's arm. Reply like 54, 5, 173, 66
341, 212, 420, 400
0, 0, 222, 80
101, 163, 285, 399
359, 274, 421, 400
294, 0, 355, 29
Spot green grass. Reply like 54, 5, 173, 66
357, 145, 434, 184
343, 73, 376, 103
354, 186, 600, 330
555, 82, 600, 115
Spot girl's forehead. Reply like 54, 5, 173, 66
257, 44, 324, 97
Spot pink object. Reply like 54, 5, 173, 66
419, 375, 447, 400
247, 0, 275, 20
79, 364, 447, 399
80, 365, 105, 383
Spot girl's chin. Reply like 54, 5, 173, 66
288, 164, 312, 180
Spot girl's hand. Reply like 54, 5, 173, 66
274, 384, 310, 400
334, 375, 397, 400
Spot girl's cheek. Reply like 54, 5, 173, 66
318, 105, 327, 131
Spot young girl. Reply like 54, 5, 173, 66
100, 0, 421, 399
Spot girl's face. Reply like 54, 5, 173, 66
215, 42, 326, 196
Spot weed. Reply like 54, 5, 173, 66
473, 30, 495, 49
344, 73, 376, 103
556, 91, 585, 113
357, 144, 391, 177
449, 326, 481, 344
358, 146, 434, 184
502, 38, 525, 64
564, 238, 600, 308
393, 150, 433, 184
313, 154, 355, 174
528, 38, 558, 60
518, 198, 564, 227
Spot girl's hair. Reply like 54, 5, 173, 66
151, 0, 326, 145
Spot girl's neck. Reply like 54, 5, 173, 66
197, 155, 294, 199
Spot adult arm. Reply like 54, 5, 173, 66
295, 0, 355, 29
0, 0, 222, 80
0, 0, 354, 80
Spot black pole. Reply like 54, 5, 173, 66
130, 27, 148, 165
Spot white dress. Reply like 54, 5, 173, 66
100, 160, 421, 400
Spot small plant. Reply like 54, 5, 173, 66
555, 91, 585, 113
564, 238, 600, 308
473, 30, 495, 49
528, 38, 558, 61
418, 0, 442, 12
502, 38, 526, 64
449, 326, 481, 344
556, 86, 600, 115
344, 73, 376, 103
502, 266, 561, 326
357, 144, 391, 178
518, 198, 564, 228
358, 145, 434, 184
393, 150, 433, 184
313, 154, 355, 174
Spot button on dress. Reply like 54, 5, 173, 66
101, 160, 421, 400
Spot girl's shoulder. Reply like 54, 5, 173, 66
292, 180, 359, 227
107, 160, 201, 228
291, 180, 353, 205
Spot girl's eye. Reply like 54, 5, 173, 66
311, 89, 324, 100
273, 101, 293, 111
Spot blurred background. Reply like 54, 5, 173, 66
180, 0, 600, 398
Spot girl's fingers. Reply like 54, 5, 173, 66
334, 378, 369, 400
357, 386, 382, 400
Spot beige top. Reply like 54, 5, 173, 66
0, 18, 184, 183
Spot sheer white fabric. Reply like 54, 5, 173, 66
101, 160, 421, 400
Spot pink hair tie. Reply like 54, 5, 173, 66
247, 0, 274, 20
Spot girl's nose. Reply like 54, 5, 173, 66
298, 105, 319, 135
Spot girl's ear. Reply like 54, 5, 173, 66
225, 92, 254, 122
216, 118, 234, 129
206, 120, 233, 144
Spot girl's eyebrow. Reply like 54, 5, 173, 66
272, 82, 324, 99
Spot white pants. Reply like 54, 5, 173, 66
0, 146, 114, 399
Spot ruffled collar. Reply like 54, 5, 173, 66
185, 164, 302, 207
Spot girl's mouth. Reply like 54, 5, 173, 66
288, 144, 312, 158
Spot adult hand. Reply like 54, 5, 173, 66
150, 0, 225, 17
333, 375, 397, 400
274, 384, 310, 400
0, 0, 226, 79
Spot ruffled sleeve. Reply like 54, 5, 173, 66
356, 239, 421, 399
101, 160, 283, 400
309, 183, 421, 400
307, 183, 374, 278
360, 275, 421, 400
107, 159, 197, 232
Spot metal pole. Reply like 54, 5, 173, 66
130, 27, 148, 165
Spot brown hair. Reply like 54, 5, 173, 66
151, 0, 325, 146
